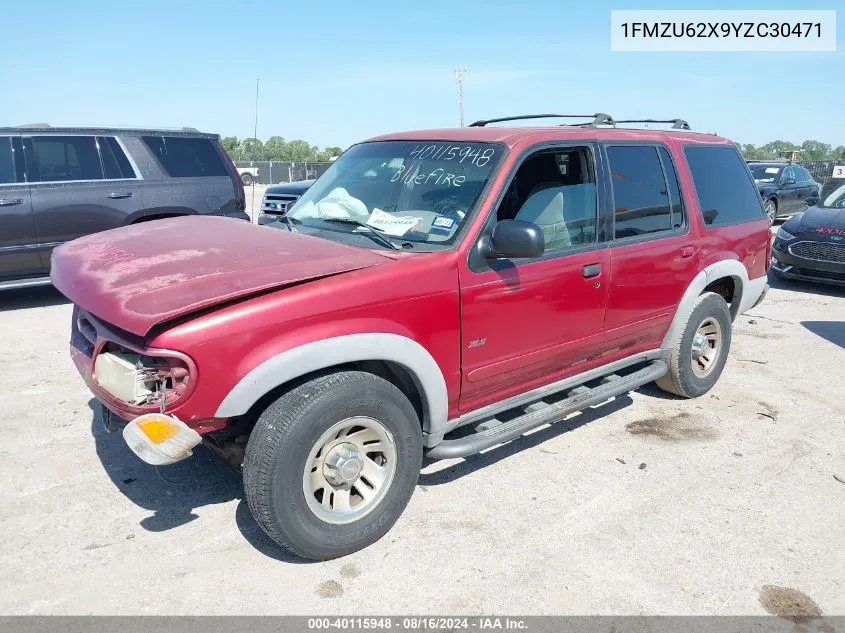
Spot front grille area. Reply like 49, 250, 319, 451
261, 193, 300, 215
789, 240, 845, 263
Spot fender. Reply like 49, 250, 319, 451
214, 333, 449, 435
662, 260, 766, 350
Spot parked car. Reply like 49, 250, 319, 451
771, 183, 845, 286
236, 166, 259, 186
0, 125, 247, 290
52, 114, 770, 560
257, 179, 314, 225
747, 161, 821, 221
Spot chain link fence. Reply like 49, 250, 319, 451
797, 160, 842, 198
234, 160, 333, 185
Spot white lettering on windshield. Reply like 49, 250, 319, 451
408, 144, 496, 167
390, 164, 466, 187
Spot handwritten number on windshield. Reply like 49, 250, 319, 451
408, 145, 496, 168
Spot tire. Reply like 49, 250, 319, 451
764, 198, 777, 222
656, 292, 732, 398
241, 173, 254, 186
243, 371, 422, 560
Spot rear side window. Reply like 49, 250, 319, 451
684, 146, 765, 226
99, 136, 136, 179
142, 136, 228, 177
606, 146, 673, 239
27, 135, 103, 182
0, 137, 15, 184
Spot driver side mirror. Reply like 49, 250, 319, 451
479, 219, 545, 260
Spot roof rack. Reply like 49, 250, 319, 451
614, 118, 691, 130
9, 123, 207, 134
469, 113, 615, 127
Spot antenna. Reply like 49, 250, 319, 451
454, 65, 467, 127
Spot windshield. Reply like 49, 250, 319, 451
821, 184, 845, 209
748, 164, 783, 183
287, 141, 503, 247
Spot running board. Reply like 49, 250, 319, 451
426, 360, 667, 460
0, 276, 52, 291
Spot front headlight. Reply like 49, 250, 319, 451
776, 227, 796, 242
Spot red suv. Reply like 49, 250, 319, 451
52, 114, 770, 560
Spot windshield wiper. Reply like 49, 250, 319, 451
321, 217, 403, 251
278, 214, 296, 231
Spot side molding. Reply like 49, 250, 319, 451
214, 333, 449, 434
662, 261, 766, 350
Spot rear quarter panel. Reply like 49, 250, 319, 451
123, 134, 238, 218
668, 136, 770, 282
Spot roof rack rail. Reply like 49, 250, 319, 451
614, 118, 691, 130
468, 113, 615, 127
16, 123, 51, 129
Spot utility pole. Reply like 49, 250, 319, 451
253, 78, 260, 143
454, 65, 467, 127
251, 78, 259, 219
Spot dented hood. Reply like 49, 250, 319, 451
51, 216, 389, 336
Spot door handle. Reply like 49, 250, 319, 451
107, 192, 133, 199
582, 263, 601, 278
681, 246, 695, 258
0, 198, 23, 206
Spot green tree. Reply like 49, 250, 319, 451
239, 137, 265, 161
800, 140, 832, 161
220, 136, 239, 157
834, 146, 845, 160
284, 139, 318, 161
738, 144, 770, 160
760, 140, 797, 159
263, 136, 288, 161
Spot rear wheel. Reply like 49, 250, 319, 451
241, 173, 254, 186
656, 292, 732, 398
242, 371, 422, 560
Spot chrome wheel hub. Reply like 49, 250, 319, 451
303, 416, 397, 525
690, 317, 722, 378
322, 443, 364, 486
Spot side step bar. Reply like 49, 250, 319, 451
426, 360, 667, 460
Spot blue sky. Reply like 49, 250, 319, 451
1, 0, 842, 149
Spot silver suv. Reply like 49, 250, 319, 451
0, 125, 247, 290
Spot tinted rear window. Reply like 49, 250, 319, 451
0, 137, 15, 184
684, 146, 765, 226
142, 136, 228, 178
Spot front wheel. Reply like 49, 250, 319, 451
241, 173, 254, 186
243, 371, 422, 560
764, 198, 777, 221
656, 292, 732, 398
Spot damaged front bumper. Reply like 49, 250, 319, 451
96, 401, 201, 466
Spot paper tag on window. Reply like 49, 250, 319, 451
765, 167, 780, 174
366, 208, 421, 236
432, 215, 456, 229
